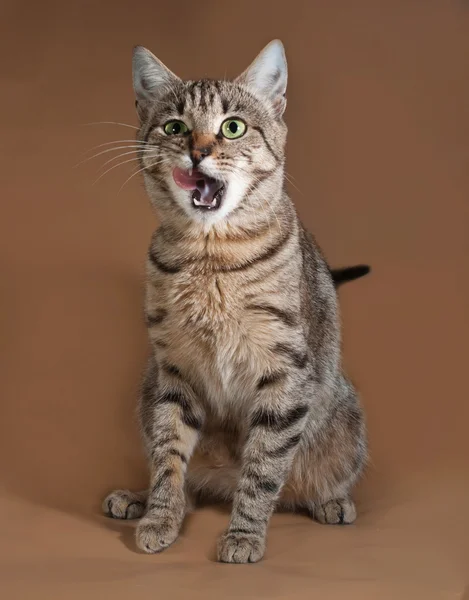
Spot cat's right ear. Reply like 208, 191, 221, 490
236, 40, 288, 117
132, 46, 181, 121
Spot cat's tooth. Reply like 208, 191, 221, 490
189, 168, 193, 176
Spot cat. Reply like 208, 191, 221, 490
103, 40, 368, 564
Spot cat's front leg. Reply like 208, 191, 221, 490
217, 371, 311, 563
136, 366, 204, 554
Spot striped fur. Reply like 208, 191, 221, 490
103, 40, 368, 563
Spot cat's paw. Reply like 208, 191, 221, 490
103, 489, 146, 520
136, 516, 180, 554
314, 498, 356, 524
217, 530, 266, 564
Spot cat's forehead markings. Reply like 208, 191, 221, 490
186, 81, 203, 107
176, 98, 185, 116
181, 80, 225, 116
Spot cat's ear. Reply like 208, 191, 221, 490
236, 40, 288, 117
132, 46, 181, 121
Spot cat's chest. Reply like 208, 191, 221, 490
171, 270, 233, 331
160, 271, 279, 404
167, 271, 259, 357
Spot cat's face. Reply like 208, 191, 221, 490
133, 41, 288, 226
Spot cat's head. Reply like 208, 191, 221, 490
133, 40, 288, 226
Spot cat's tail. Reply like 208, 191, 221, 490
331, 264, 371, 287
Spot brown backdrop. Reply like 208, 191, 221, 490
1, 1, 468, 598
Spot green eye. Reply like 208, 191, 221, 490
164, 120, 189, 135
221, 118, 246, 139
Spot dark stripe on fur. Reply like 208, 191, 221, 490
331, 265, 370, 287
338, 504, 345, 524
237, 508, 262, 524
150, 433, 181, 459
252, 166, 276, 178
257, 370, 287, 390
247, 303, 298, 327
158, 179, 169, 193
253, 126, 280, 163
243, 486, 259, 500
168, 448, 188, 464
158, 390, 202, 430
162, 362, 181, 378
188, 82, 198, 104
227, 528, 256, 535
148, 248, 181, 274
266, 433, 302, 458
145, 309, 167, 326
274, 343, 308, 369
156, 433, 180, 447
250, 404, 309, 431
150, 467, 174, 495
198, 81, 207, 111
147, 499, 171, 511
220, 226, 292, 273
141, 377, 155, 403
144, 125, 157, 143
176, 98, 185, 115
246, 472, 280, 494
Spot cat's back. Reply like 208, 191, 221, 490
297, 224, 341, 379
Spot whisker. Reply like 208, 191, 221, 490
263, 197, 282, 231
80, 139, 149, 156
92, 156, 143, 185
99, 149, 157, 169
284, 170, 300, 182
117, 165, 149, 195
284, 172, 303, 195
80, 121, 139, 130
117, 157, 171, 195
75, 145, 154, 168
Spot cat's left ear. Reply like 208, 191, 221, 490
236, 40, 288, 117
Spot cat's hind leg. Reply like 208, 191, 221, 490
103, 489, 147, 520
285, 380, 367, 525
309, 496, 357, 524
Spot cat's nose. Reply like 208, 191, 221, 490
190, 146, 212, 167
189, 133, 216, 167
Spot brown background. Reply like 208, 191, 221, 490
1, 1, 468, 598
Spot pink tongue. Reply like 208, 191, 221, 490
173, 167, 202, 190
173, 167, 222, 205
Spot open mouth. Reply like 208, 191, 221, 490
173, 167, 225, 211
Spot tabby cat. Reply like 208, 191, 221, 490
103, 40, 368, 563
